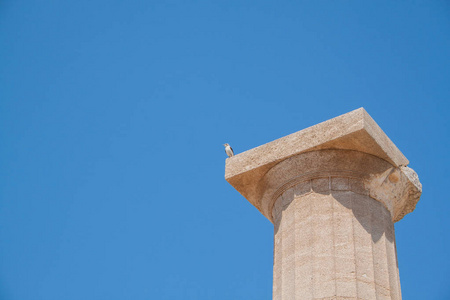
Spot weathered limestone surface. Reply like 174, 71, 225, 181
271, 150, 403, 299
225, 108, 410, 217
224, 108, 422, 300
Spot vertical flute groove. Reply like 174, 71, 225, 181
369, 200, 379, 300
332, 188, 337, 296
351, 193, 360, 298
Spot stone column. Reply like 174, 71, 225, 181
225, 108, 421, 300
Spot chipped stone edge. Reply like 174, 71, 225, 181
366, 166, 422, 222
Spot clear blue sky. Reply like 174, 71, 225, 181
1, 1, 449, 299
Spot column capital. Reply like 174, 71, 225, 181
225, 108, 422, 223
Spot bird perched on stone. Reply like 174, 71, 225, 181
224, 143, 234, 157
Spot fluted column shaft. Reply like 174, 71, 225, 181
272, 177, 401, 300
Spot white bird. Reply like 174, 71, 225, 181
223, 143, 234, 157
